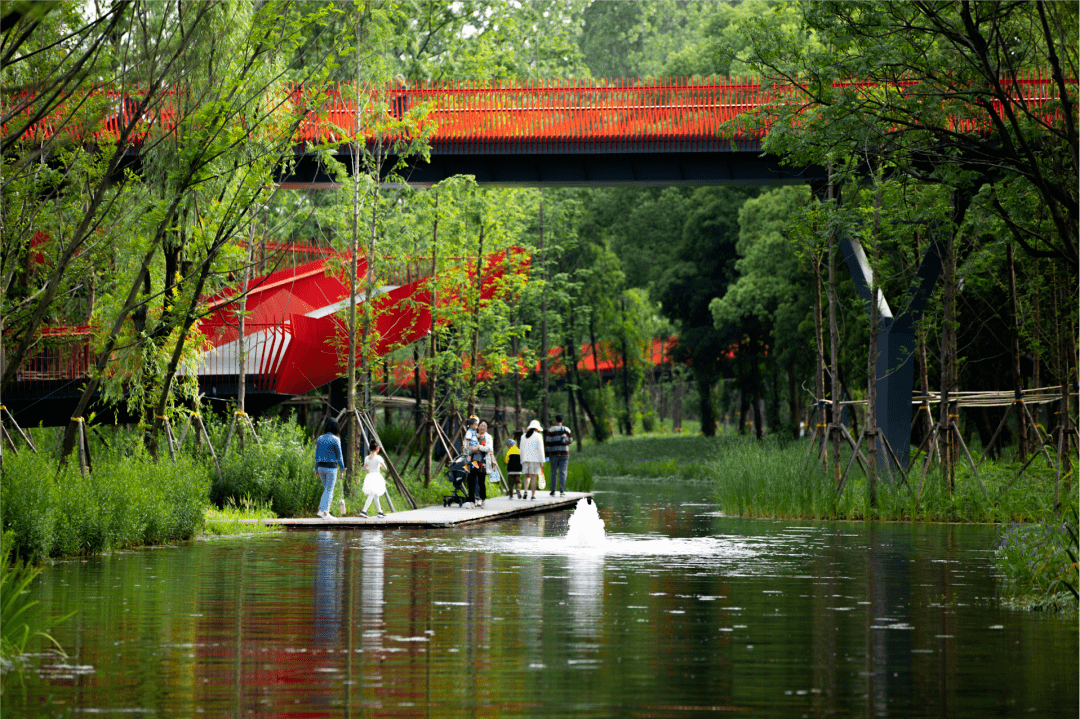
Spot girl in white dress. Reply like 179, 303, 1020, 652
361, 444, 388, 518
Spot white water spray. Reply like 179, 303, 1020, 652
565, 497, 606, 547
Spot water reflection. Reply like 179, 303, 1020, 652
566, 553, 604, 632
312, 531, 343, 646
9, 480, 1078, 718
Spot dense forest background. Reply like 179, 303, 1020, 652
1, 0, 1076, 467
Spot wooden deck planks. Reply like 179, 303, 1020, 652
227, 492, 592, 530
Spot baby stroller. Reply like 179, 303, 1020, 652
442, 453, 473, 507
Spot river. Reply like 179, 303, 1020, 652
9, 475, 1077, 717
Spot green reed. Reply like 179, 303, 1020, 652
710, 436, 1071, 523
995, 509, 1079, 613
1, 448, 208, 561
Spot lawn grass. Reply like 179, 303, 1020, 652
573, 431, 721, 480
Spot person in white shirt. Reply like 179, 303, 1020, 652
361, 444, 388, 518
518, 419, 546, 500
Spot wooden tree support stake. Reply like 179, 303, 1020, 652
1, 405, 37, 454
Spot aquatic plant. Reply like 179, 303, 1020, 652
709, 435, 1069, 524
0, 531, 70, 676
995, 509, 1079, 613
203, 497, 281, 536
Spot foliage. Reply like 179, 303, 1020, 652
207, 416, 321, 519
575, 432, 718, 480
995, 509, 1079, 613
0, 448, 207, 561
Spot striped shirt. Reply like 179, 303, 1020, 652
544, 424, 572, 457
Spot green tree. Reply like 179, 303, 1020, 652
654, 186, 758, 436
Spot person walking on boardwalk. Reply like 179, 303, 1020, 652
466, 419, 492, 509
360, 443, 388, 518
313, 418, 345, 519
463, 416, 486, 508
503, 438, 522, 498
544, 413, 573, 496
519, 419, 546, 500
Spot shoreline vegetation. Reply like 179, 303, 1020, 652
1, 422, 1074, 615
574, 429, 1077, 613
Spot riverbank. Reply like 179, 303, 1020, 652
574, 431, 1077, 612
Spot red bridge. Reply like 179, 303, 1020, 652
2, 73, 1069, 427
10, 74, 1066, 188
4, 249, 525, 425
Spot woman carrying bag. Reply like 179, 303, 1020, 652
519, 419, 545, 500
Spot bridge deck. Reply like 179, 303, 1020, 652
224, 491, 591, 530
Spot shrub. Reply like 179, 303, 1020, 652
209, 416, 320, 517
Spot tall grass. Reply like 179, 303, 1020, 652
1, 531, 71, 676
1, 448, 208, 561
206, 415, 322, 517
995, 510, 1078, 612
575, 433, 718, 480
711, 436, 1072, 523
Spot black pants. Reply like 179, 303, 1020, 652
467, 465, 487, 503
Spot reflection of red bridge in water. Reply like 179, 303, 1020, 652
4, 248, 526, 426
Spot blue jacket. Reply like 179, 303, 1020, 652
314, 432, 345, 471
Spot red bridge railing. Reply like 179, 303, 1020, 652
6, 73, 1069, 153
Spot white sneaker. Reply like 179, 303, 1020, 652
317, 510, 327, 518
324, 513, 335, 520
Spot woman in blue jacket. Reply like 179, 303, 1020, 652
313, 418, 345, 519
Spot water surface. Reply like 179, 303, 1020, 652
12, 475, 1077, 717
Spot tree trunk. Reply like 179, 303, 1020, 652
619, 297, 633, 436
786, 364, 799, 440
673, 372, 683, 432
61, 246, 158, 461
813, 248, 826, 468
424, 196, 439, 487
827, 180, 842, 486
940, 211, 959, 492
538, 200, 549, 427
1007, 242, 1027, 461
467, 225, 485, 418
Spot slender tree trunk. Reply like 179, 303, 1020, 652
61, 246, 158, 460
413, 343, 422, 429
424, 195, 438, 487
237, 227, 254, 419
620, 297, 633, 436
867, 181, 882, 501
512, 330, 522, 430
467, 225, 485, 418
539, 200, 549, 427
1031, 260, 1041, 446
1007, 242, 1027, 461
812, 249, 826, 461
940, 216, 959, 492
827, 181, 842, 486
673, 371, 683, 432
786, 364, 799, 440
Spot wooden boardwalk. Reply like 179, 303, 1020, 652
230, 492, 592, 530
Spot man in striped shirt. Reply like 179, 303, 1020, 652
544, 413, 573, 496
